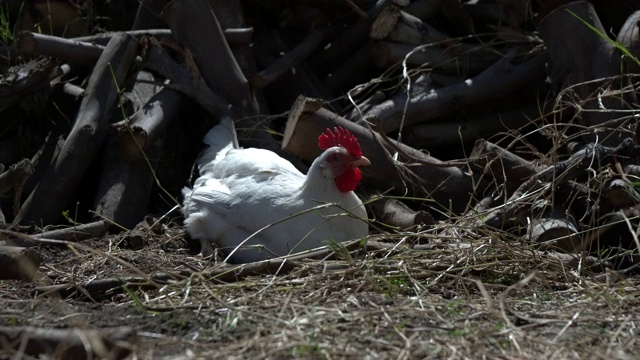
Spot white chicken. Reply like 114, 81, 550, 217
182, 117, 370, 263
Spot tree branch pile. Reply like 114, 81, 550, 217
0, 0, 640, 274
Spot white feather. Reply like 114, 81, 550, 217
182, 118, 368, 263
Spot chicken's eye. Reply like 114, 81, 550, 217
327, 153, 343, 162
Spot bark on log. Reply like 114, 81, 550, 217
538, 1, 633, 145
283, 96, 484, 214
0, 246, 42, 281
15, 33, 139, 226
0, 326, 136, 360
357, 51, 546, 133
94, 72, 183, 229
0, 58, 59, 112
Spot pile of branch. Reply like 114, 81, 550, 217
0, 0, 639, 271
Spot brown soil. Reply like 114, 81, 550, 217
2, 223, 639, 359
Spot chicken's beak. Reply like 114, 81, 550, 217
351, 156, 371, 168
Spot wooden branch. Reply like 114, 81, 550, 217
357, 51, 546, 133
370, 6, 449, 44
15, 33, 139, 226
406, 105, 540, 148
251, 25, 339, 89
538, 1, 632, 146
74, 28, 253, 46
283, 96, 485, 214
94, 72, 183, 229
17, 32, 105, 65
143, 40, 231, 118
163, 0, 258, 117
370, 40, 498, 74
0, 326, 136, 360
480, 139, 639, 229
309, 0, 391, 75
252, 29, 336, 113
346, 90, 387, 120
0, 246, 42, 280
33, 220, 109, 241
368, 196, 435, 229
469, 139, 539, 195
35, 272, 181, 301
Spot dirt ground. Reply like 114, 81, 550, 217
1, 222, 640, 359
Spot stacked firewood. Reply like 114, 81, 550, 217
0, 0, 640, 272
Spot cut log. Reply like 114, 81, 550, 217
368, 196, 435, 229
283, 96, 485, 214
604, 178, 640, 208
0, 326, 136, 360
520, 205, 582, 252
15, 33, 140, 226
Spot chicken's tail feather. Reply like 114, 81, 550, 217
197, 117, 239, 171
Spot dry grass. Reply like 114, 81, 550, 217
2, 221, 639, 359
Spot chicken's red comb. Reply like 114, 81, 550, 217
318, 127, 362, 157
